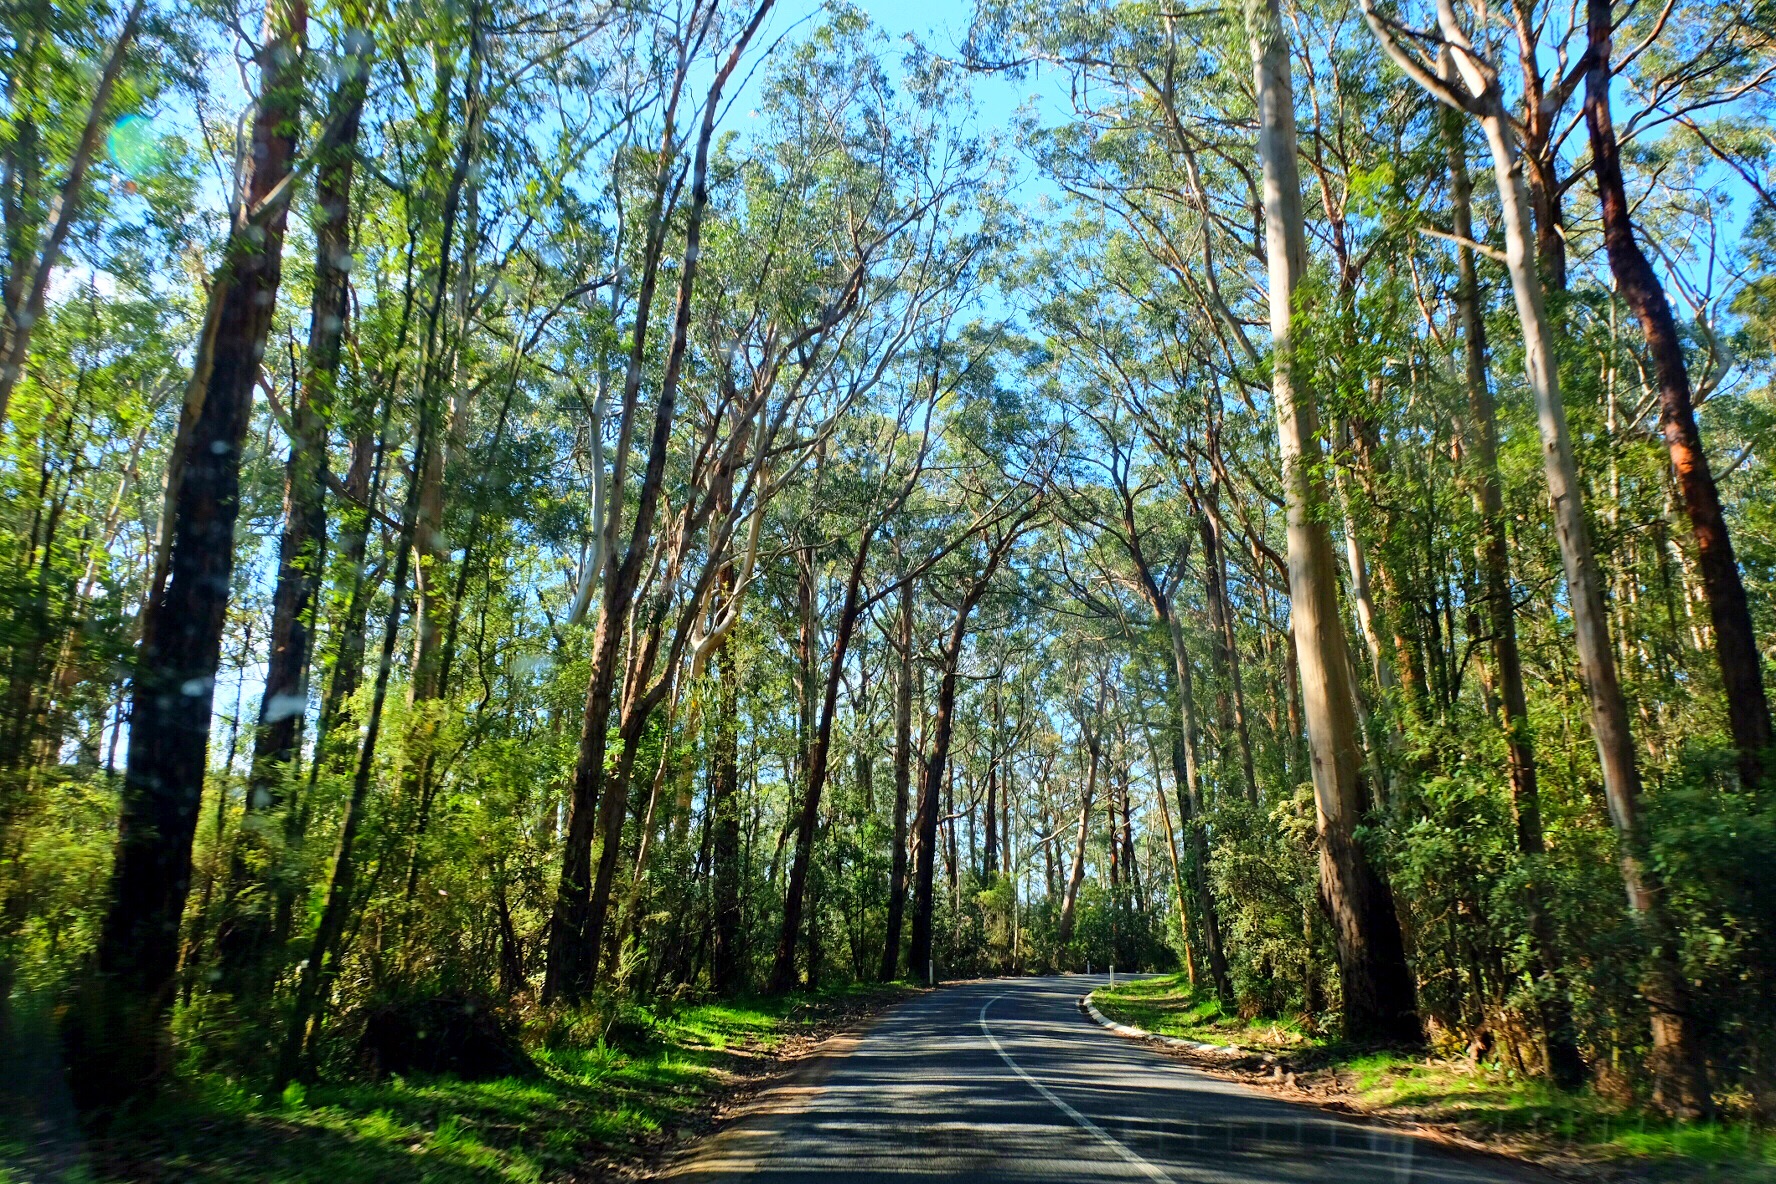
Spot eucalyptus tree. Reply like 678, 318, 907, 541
1049, 394, 1236, 1004
1437, 85, 1587, 1090
905, 352, 1048, 982
547, 0, 1012, 999
1582, 0, 1772, 787
1359, 0, 1714, 1115
875, 570, 918, 979
767, 389, 938, 993
71, 0, 307, 1105
222, 0, 374, 1001
545, 0, 777, 1004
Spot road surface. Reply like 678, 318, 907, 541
668, 975, 1551, 1183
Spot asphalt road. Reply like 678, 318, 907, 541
668, 974, 1553, 1183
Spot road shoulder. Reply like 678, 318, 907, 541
1078, 988, 1723, 1184
639, 987, 922, 1181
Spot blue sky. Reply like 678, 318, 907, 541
759, 0, 1078, 195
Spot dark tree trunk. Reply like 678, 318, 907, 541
983, 750, 998, 878
280, 431, 424, 1083
277, 10, 486, 1079
1200, 496, 1257, 803
1584, 6, 1769, 790
1120, 772, 1140, 905
1106, 762, 1120, 897
1510, 9, 1571, 292
247, 46, 367, 808
772, 529, 874, 993
909, 519, 1025, 981
317, 422, 378, 745
1583, 0, 1724, 1117
495, 871, 524, 998
1165, 676, 1234, 1007
220, 36, 370, 996
710, 631, 743, 994
68, 0, 306, 1108
878, 581, 914, 981
1056, 726, 1098, 950
943, 764, 958, 924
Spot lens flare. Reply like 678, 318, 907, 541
108, 113, 162, 177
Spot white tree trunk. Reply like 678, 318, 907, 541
1251, 0, 1419, 1043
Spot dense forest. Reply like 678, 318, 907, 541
1, 0, 1774, 1136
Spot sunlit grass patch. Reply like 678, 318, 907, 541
1093, 973, 1316, 1050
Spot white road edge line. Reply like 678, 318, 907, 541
979, 993, 1180, 1184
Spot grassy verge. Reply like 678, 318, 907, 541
1091, 974, 1316, 1051
1093, 974, 1774, 1183
2, 984, 916, 1184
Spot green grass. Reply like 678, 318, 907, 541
1094, 974, 1776, 1183
1092, 973, 1317, 1051
2, 984, 915, 1184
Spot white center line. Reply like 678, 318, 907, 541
979, 993, 1181, 1184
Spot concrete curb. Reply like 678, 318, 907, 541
1079, 990, 1248, 1057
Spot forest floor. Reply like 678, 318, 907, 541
0, 983, 921, 1184
1091, 973, 1774, 1183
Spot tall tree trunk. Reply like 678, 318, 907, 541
1056, 725, 1099, 951
1333, 441, 1396, 700
316, 421, 379, 749
709, 582, 743, 995
545, 8, 760, 1000
1200, 499, 1258, 802
909, 519, 1024, 981
1467, 58, 1709, 1121
1105, 760, 1120, 899
772, 529, 875, 993
1584, 3, 1770, 789
279, 398, 432, 1085
221, 29, 371, 995
983, 749, 999, 877
1348, 416, 1430, 722
944, 764, 959, 923
1444, 99, 1584, 1090
1509, 7, 1570, 292
1118, 764, 1140, 901
1162, 654, 1234, 1007
1041, 797, 1058, 902
69, 0, 307, 1107
878, 580, 915, 981
397, 54, 487, 868
1146, 723, 1198, 985
1250, 0, 1420, 1045
1370, 12, 1714, 1109
1112, 474, 1233, 995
